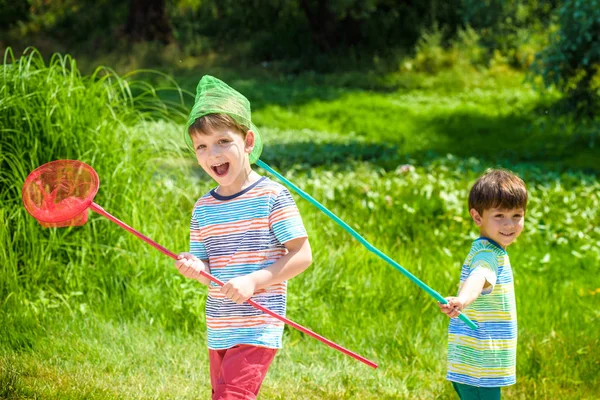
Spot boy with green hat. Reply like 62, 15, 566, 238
174, 75, 313, 399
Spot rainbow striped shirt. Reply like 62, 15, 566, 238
190, 176, 307, 350
447, 238, 517, 387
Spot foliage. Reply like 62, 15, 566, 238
0, 0, 29, 28
168, 0, 463, 67
1, 0, 558, 72
460, 0, 559, 60
1, 48, 599, 398
405, 24, 486, 74
7, 0, 127, 43
530, 0, 600, 117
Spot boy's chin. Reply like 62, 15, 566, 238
496, 236, 516, 246
212, 176, 230, 186
212, 174, 237, 188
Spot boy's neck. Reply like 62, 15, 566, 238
216, 165, 260, 197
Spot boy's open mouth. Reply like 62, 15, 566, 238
211, 162, 230, 177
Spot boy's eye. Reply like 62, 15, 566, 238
196, 144, 206, 150
495, 214, 503, 218
218, 139, 230, 145
513, 214, 522, 218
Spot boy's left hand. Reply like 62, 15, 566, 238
221, 275, 257, 304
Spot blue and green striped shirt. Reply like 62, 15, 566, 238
447, 238, 517, 387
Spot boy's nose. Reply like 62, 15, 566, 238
208, 145, 222, 157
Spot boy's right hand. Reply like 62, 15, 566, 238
438, 296, 465, 318
175, 252, 208, 282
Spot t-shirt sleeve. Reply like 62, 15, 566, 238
269, 188, 308, 245
469, 250, 499, 295
189, 210, 208, 260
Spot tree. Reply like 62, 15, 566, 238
530, 0, 600, 116
124, 0, 172, 44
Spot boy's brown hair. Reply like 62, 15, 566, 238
468, 169, 528, 215
188, 113, 249, 139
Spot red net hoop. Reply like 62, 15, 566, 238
22, 160, 99, 228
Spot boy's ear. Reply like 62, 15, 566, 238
244, 130, 255, 154
469, 208, 483, 226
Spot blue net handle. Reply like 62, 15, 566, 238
256, 159, 478, 330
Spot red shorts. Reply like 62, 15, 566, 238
209, 345, 278, 400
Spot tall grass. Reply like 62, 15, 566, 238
0, 47, 195, 337
1, 49, 599, 399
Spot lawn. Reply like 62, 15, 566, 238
1, 49, 598, 399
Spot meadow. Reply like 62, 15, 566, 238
1, 48, 599, 399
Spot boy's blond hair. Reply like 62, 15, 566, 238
469, 169, 527, 215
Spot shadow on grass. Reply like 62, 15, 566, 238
412, 110, 599, 174
257, 109, 599, 175
260, 141, 399, 170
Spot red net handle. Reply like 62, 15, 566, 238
89, 203, 378, 369
21, 160, 377, 368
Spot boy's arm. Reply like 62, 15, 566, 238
220, 237, 312, 304
250, 237, 312, 289
439, 250, 498, 318
438, 274, 487, 318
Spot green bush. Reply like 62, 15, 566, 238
530, 0, 600, 116
460, 0, 559, 58
405, 25, 485, 74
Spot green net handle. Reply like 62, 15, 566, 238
256, 159, 478, 330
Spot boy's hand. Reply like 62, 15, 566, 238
438, 296, 466, 318
221, 275, 257, 304
175, 252, 207, 281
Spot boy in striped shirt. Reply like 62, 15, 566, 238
439, 169, 527, 400
174, 76, 312, 400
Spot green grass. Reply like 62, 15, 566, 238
1, 48, 599, 399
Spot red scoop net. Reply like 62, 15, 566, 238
20, 159, 377, 368
22, 160, 99, 228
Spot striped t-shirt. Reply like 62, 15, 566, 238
447, 238, 517, 387
190, 176, 307, 350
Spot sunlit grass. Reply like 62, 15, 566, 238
1, 48, 599, 399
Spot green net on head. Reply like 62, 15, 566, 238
184, 75, 263, 164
